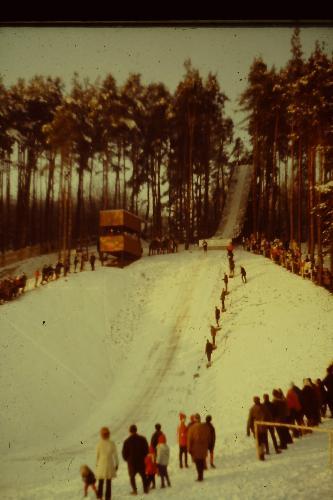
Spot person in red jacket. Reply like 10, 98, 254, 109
286, 383, 303, 437
177, 413, 188, 468
145, 445, 157, 491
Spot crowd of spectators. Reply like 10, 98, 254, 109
247, 361, 333, 461
242, 235, 332, 291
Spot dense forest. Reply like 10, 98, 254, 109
241, 29, 333, 277
0, 29, 332, 273
0, 59, 245, 255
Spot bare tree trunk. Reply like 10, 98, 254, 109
316, 144, 323, 285
297, 139, 302, 248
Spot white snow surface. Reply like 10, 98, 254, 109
1, 247, 333, 499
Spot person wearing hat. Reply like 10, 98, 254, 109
177, 413, 188, 468
187, 413, 211, 481
95, 426, 119, 500
122, 424, 149, 495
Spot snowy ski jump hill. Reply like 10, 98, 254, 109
1, 247, 333, 499
199, 163, 254, 249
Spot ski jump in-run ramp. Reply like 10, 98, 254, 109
199, 163, 254, 249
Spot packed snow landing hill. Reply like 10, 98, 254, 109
1, 246, 333, 500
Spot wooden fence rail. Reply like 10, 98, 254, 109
254, 421, 333, 468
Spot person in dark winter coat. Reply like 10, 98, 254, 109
74, 254, 79, 272
246, 396, 267, 461
205, 339, 214, 364
90, 253, 96, 271
240, 266, 247, 283
223, 273, 228, 293
122, 424, 149, 495
323, 366, 333, 417
205, 415, 216, 468
229, 258, 235, 278
302, 378, 320, 426
220, 288, 226, 312
80, 465, 98, 498
151, 423, 165, 452
262, 394, 281, 454
315, 379, 327, 418
202, 240, 208, 253
215, 306, 220, 327
271, 389, 292, 449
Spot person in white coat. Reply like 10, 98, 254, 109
156, 434, 171, 488
96, 427, 119, 500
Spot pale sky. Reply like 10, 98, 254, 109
0, 27, 332, 140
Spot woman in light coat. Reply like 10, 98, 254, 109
96, 427, 119, 500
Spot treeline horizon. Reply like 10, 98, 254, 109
0, 28, 332, 280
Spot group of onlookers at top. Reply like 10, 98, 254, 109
242, 235, 332, 291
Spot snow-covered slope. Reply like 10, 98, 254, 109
1, 248, 332, 499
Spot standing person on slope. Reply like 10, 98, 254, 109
202, 240, 208, 253
122, 424, 149, 495
95, 426, 119, 500
205, 339, 214, 366
156, 434, 171, 488
220, 288, 226, 312
150, 423, 165, 453
187, 413, 211, 481
205, 415, 216, 468
240, 266, 247, 283
223, 273, 228, 293
215, 306, 221, 327
177, 413, 189, 468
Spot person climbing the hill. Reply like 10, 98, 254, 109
122, 424, 149, 495
223, 273, 228, 293
95, 426, 119, 500
90, 253, 96, 271
156, 434, 171, 488
205, 339, 214, 366
220, 288, 226, 312
151, 423, 165, 453
145, 445, 157, 490
246, 396, 267, 461
215, 306, 220, 327
177, 413, 188, 468
187, 413, 211, 481
229, 258, 235, 278
210, 325, 220, 346
80, 464, 98, 498
205, 415, 216, 468
240, 266, 247, 283
202, 240, 208, 253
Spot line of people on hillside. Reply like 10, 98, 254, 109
246, 361, 333, 461
80, 412, 217, 499
205, 243, 247, 366
0, 251, 98, 303
242, 234, 332, 291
